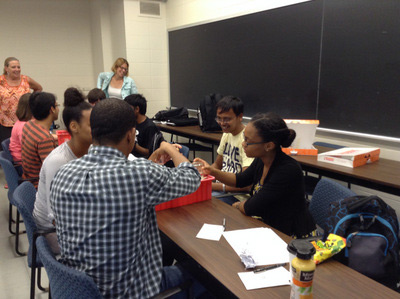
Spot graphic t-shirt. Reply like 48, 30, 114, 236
217, 128, 253, 173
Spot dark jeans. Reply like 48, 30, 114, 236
0, 124, 12, 145
212, 191, 239, 206
160, 265, 208, 298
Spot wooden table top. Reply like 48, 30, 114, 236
156, 123, 222, 144
293, 146, 400, 196
157, 199, 399, 298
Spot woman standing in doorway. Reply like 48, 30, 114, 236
97, 57, 138, 100
0, 57, 42, 143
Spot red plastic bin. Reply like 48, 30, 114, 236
56, 130, 71, 145
155, 175, 214, 211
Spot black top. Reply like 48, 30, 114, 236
134, 117, 163, 158
236, 149, 315, 237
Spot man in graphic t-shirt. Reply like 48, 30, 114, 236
194, 96, 253, 204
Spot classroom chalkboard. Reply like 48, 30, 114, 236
169, 0, 400, 139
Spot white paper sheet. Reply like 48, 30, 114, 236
238, 266, 291, 290
196, 223, 225, 241
223, 227, 289, 266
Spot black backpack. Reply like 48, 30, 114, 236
197, 93, 222, 132
325, 195, 400, 291
153, 107, 198, 126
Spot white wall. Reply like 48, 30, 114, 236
166, 0, 311, 29
123, 0, 170, 117
0, 0, 96, 115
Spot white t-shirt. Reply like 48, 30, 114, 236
217, 127, 254, 173
107, 85, 122, 100
33, 142, 77, 229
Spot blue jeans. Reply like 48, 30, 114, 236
212, 191, 239, 206
160, 265, 207, 298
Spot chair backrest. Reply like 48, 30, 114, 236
13, 181, 38, 247
309, 178, 356, 229
0, 151, 21, 203
36, 236, 103, 299
150, 131, 164, 155
1, 137, 13, 161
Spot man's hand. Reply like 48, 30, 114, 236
148, 141, 172, 164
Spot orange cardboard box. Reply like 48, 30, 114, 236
317, 148, 380, 168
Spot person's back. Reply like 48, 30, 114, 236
9, 93, 32, 163
50, 99, 201, 297
10, 120, 27, 162
33, 88, 92, 253
21, 92, 59, 188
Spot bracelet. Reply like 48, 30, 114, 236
222, 183, 226, 193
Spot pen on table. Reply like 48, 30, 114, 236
223, 218, 226, 231
253, 263, 287, 273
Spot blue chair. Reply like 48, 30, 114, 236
179, 144, 190, 158
1, 137, 13, 161
0, 151, 26, 255
13, 181, 48, 299
304, 142, 349, 198
36, 238, 193, 299
1, 137, 23, 175
309, 178, 356, 233
36, 236, 102, 299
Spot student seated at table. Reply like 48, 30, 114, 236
21, 92, 60, 188
87, 87, 106, 106
50, 99, 206, 298
124, 93, 164, 158
194, 95, 253, 204
9, 93, 32, 167
202, 112, 316, 238
33, 87, 92, 254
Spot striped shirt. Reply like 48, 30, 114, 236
50, 146, 201, 298
21, 120, 57, 188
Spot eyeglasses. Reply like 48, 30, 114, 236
243, 141, 265, 147
243, 133, 265, 147
119, 66, 128, 71
215, 117, 233, 124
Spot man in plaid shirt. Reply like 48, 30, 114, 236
50, 99, 202, 298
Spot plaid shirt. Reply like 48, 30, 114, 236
50, 146, 201, 298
